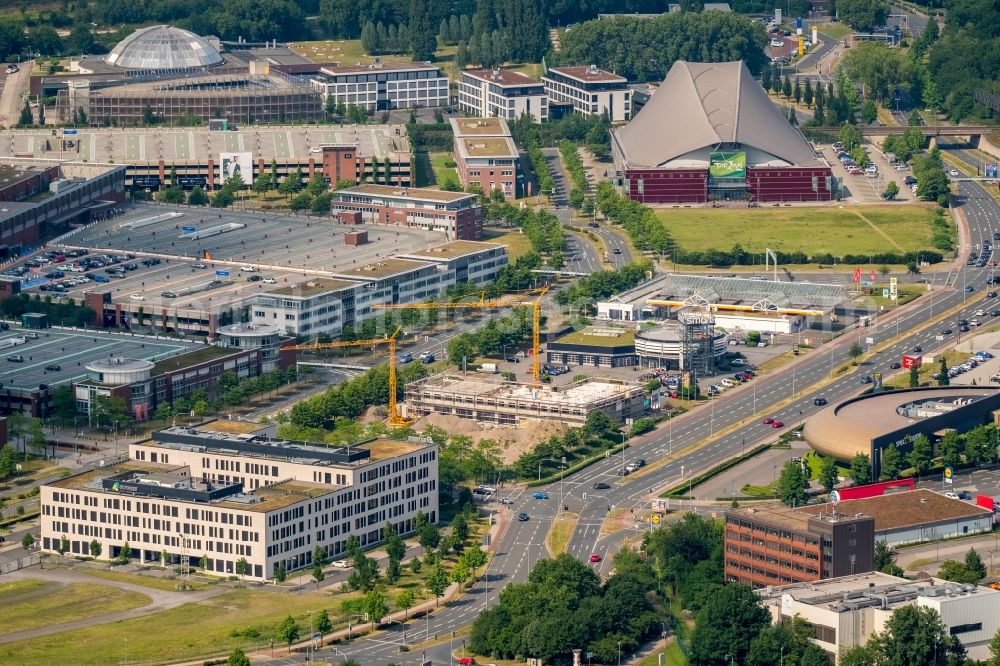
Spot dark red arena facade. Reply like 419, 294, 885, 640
613, 60, 835, 204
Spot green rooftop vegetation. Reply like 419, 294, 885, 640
555, 328, 635, 348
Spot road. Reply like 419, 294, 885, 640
259, 149, 1000, 665
0, 62, 31, 128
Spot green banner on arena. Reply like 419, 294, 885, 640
709, 151, 746, 178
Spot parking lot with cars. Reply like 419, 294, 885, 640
821, 142, 916, 203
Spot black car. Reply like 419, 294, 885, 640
912, 346, 922, 353
959, 325, 970, 332
246, 274, 262, 282
516, 513, 530, 522
992, 311, 1000, 317
814, 397, 828, 406
860, 375, 873, 384
965, 286, 975, 292
957, 491, 973, 500
593, 482, 610, 490
990, 291, 999, 298
942, 329, 953, 335
634, 459, 646, 467
890, 362, 902, 369
7, 355, 23, 363
44, 364, 60, 371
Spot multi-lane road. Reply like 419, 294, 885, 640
290, 150, 1000, 665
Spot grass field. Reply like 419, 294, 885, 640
482, 228, 534, 259
866, 283, 924, 308
656, 205, 943, 258
289, 40, 461, 77
0, 582, 149, 636
0, 579, 47, 600
0, 588, 357, 665
884, 349, 970, 388
431, 152, 461, 190
818, 22, 853, 40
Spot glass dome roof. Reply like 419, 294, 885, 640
105, 25, 223, 70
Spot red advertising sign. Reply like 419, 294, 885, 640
901, 355, 923, 369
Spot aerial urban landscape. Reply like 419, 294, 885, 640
0, 0, 999, 664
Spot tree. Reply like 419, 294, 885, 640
938, 358, 950, 386
874, 539, 895, 569
235, 557, 250, 579
118, 542, 132, 564
427, 562, 449, 604
21, 533, 34, 550
939, 431, 962, 469
276, 614, 300, 649
793, 78, 802, 103
409, 0, 437, 61
818, 456, 839, 494
776, 460, 809, 507
18, 100, 32, 127
57, 534, 70, 556
226, 648, 252, 666
965, 547, 987, 579
866, 604, 960, 665
762, 66, 772, 92
363, 589, 388, 629
907, 434, 933, 478
397, 589, 416, 618
989, 625, 1000, 666
312, 563, 326, 586
89, 539, 102, 558
187, 187, 208, 205
274, 563, 287, 583
804, 78, 814, 107
884, 180, 899, 200
690, 583, 770, 666
909, 364, 920, 387
849, 341, 864, 361
782, 74, 792, 99
836, 0, 890, 32
211, 189, 234, 208
311, 192, 333, 215
880, 445, 902, 480
289, 192, 314, 212
938, 559, 981, 584
788, 107, 798, 126
315, 608, 332, 636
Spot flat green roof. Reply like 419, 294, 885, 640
555, 328, 636, 347
151, 345, 240, 375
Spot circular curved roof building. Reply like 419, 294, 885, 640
804, 386, 1000, 476
105, 25, 223, 70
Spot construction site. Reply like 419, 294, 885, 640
402, 374, 647, 427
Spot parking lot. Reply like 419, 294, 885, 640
4, 203, 446, 318
0, 329, 202, 390
820, 144, 915, 204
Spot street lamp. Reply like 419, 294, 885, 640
617, 641, 623, 666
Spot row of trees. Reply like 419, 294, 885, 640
558, 140, 589, 209
555, 260, 654, 306
0, 293, 96, 328
446, 309, 534, 367
288, 361, 428, 431
555, 12, 768, 82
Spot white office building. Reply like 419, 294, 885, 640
310, 60, 449, 112
251, 242, 507, 338
459, 69, 548, 122
758, 572, 1000, 662
542, 65, 631, 122
41, 423, 439, 581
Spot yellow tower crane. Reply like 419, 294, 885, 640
373, 287, 550, 384
284, 326, 409, 426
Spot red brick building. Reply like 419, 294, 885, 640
724, 505, 874, 589
449, 117, 521, 199
331, 184, 483, 240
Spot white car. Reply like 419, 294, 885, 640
949, 169, 959, 177
263, 277, 277, 284
944, 492, 960, 500
770, 39, 785, 47
129, 294, 145, 301
332, 560, 351, 569
240, 266, 256, 272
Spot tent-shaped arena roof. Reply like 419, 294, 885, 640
612, 60, 818, 168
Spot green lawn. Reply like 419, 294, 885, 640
289, 40, 460, 77
656, 205, 943, 258
0, 582, 150, 636
80, 567, 211, 592
413, 152, 435, 188
0, 579, 47, 600
482, 228, 534, 260
818, 22, 853, 40
431, 152, 462, 190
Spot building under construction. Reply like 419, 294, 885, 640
403, 374, 646, 427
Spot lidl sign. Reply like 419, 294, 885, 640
709, 151, 746, 179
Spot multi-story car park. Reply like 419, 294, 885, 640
541, 65, 632, 122
40, 422, 439, 580
310, 60, 449, 112
0, 158, 125, 256
449, 117, 521, 199
251, 241, 508, 337
0, 126, 413, 191
331, 184, 484, 240
458, 69, 548, 122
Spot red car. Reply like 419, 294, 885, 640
589, 553, 602, 563
457, 658, 476, 665
762, 417, 774, 424
742, 373, 753, 380
848, 168, 864, 175
771, 421, 784, 428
